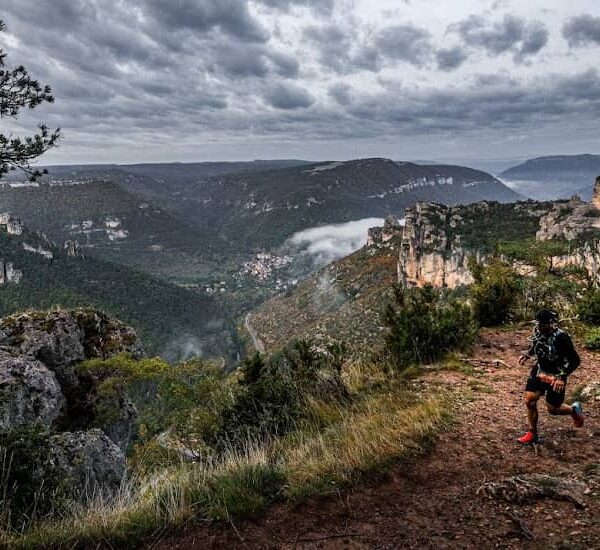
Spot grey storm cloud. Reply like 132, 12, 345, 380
563, 14, 600, 47
451, 14, 549, 63
0, 0, 598, 163
303, 23, 381, 74
264, 83, 315, 109
143, 0, 269, 43
375, 24, 433, 66
328, 83, 353, 106
205, 41, 299, 78
256, 0, 335, 14
344, 69, 600, 136
436, 46, 469, 71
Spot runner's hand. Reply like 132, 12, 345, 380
551, 378, 566, 392
518, 354, 530, 365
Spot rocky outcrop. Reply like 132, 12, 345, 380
593, 176, 600, 210
49, 429, 126, 497
0, 309, 143, 499
398, 202, 487, 288
0, 260, 23, 285
398, 180, 600, 288
0, 354, 64, 430
367, 215, 402, 247
536, 195, 600, 241
22, 242, 54, 260
0, 212, 23, 235
64, 239, 82, 257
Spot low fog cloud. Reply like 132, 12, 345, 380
290, 217, 385, 266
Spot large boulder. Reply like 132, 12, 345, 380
0, 309, 142, 497
0, 354, 64, 431
0, 309, 142, 382
0, 309, 142, 514
0, 309, 141, 446
49, 429, 126, 497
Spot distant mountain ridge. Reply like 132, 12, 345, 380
3, 156, 520, 259
111, 158, 520, 251
1, 158, 521, 341
500, 154, 600, 200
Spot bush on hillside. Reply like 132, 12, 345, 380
578, 289, 600, 325
497, 239, 569, 273
214, 339, 348, 447
384, 285, 477, 368
584, 327, 600, 350
76, 355, 233, 451
469, 257, 521, 326
0, 425, 68, 528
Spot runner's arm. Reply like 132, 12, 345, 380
557, 333, 581, 379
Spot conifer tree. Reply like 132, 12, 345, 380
0, 19, 60, 180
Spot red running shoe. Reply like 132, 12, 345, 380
572, 402, 584, 428
518, 431, 539, 444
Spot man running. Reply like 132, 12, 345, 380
518, 309, 584, 444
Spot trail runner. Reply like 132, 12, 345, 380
518, 309, 584, 445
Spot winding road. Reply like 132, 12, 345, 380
245, 313, 265, 354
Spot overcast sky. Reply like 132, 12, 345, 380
1, 0, 600, 165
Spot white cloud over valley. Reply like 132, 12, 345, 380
290, 217, 385, 266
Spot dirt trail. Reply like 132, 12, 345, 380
153, 328, 600, 549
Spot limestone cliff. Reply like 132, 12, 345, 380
398, 202, 501, 288
0, 212, 23, 235
536, 194, 600, 241
397, 177, 600, 288
0, 260, 23, 284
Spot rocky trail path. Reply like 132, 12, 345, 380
153, 328, 600, 549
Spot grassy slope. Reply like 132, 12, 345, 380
250, 235, 400, 355
5, 367, 451, 550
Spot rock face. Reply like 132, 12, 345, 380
0, 212, 23, 235
0, 309, 142, 498
536, 195, 600, 241
0, 260, 23, 285
398, 202, 486, 288
0, 354, 64, 431
593, 176, 600, 210
398, 180, 600, 289
49, 429, 126, 497
367, 215, 402, 247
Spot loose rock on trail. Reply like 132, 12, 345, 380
153, 328, 600, 549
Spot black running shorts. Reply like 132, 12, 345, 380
525, 368, 566, 407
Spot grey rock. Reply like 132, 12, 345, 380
49, 429, 126, 498
0, 355, 64, 431
0, 309, 141, 444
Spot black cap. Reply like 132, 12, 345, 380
535, 309, 558, 324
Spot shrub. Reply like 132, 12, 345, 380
469, 257, 521, 326
214, 340, 348, 447
584, 327, 600, 350
384, 285, 477, 368
76, 355, 233, 452
578, 289, 600, 325
0, 425, 68, 528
